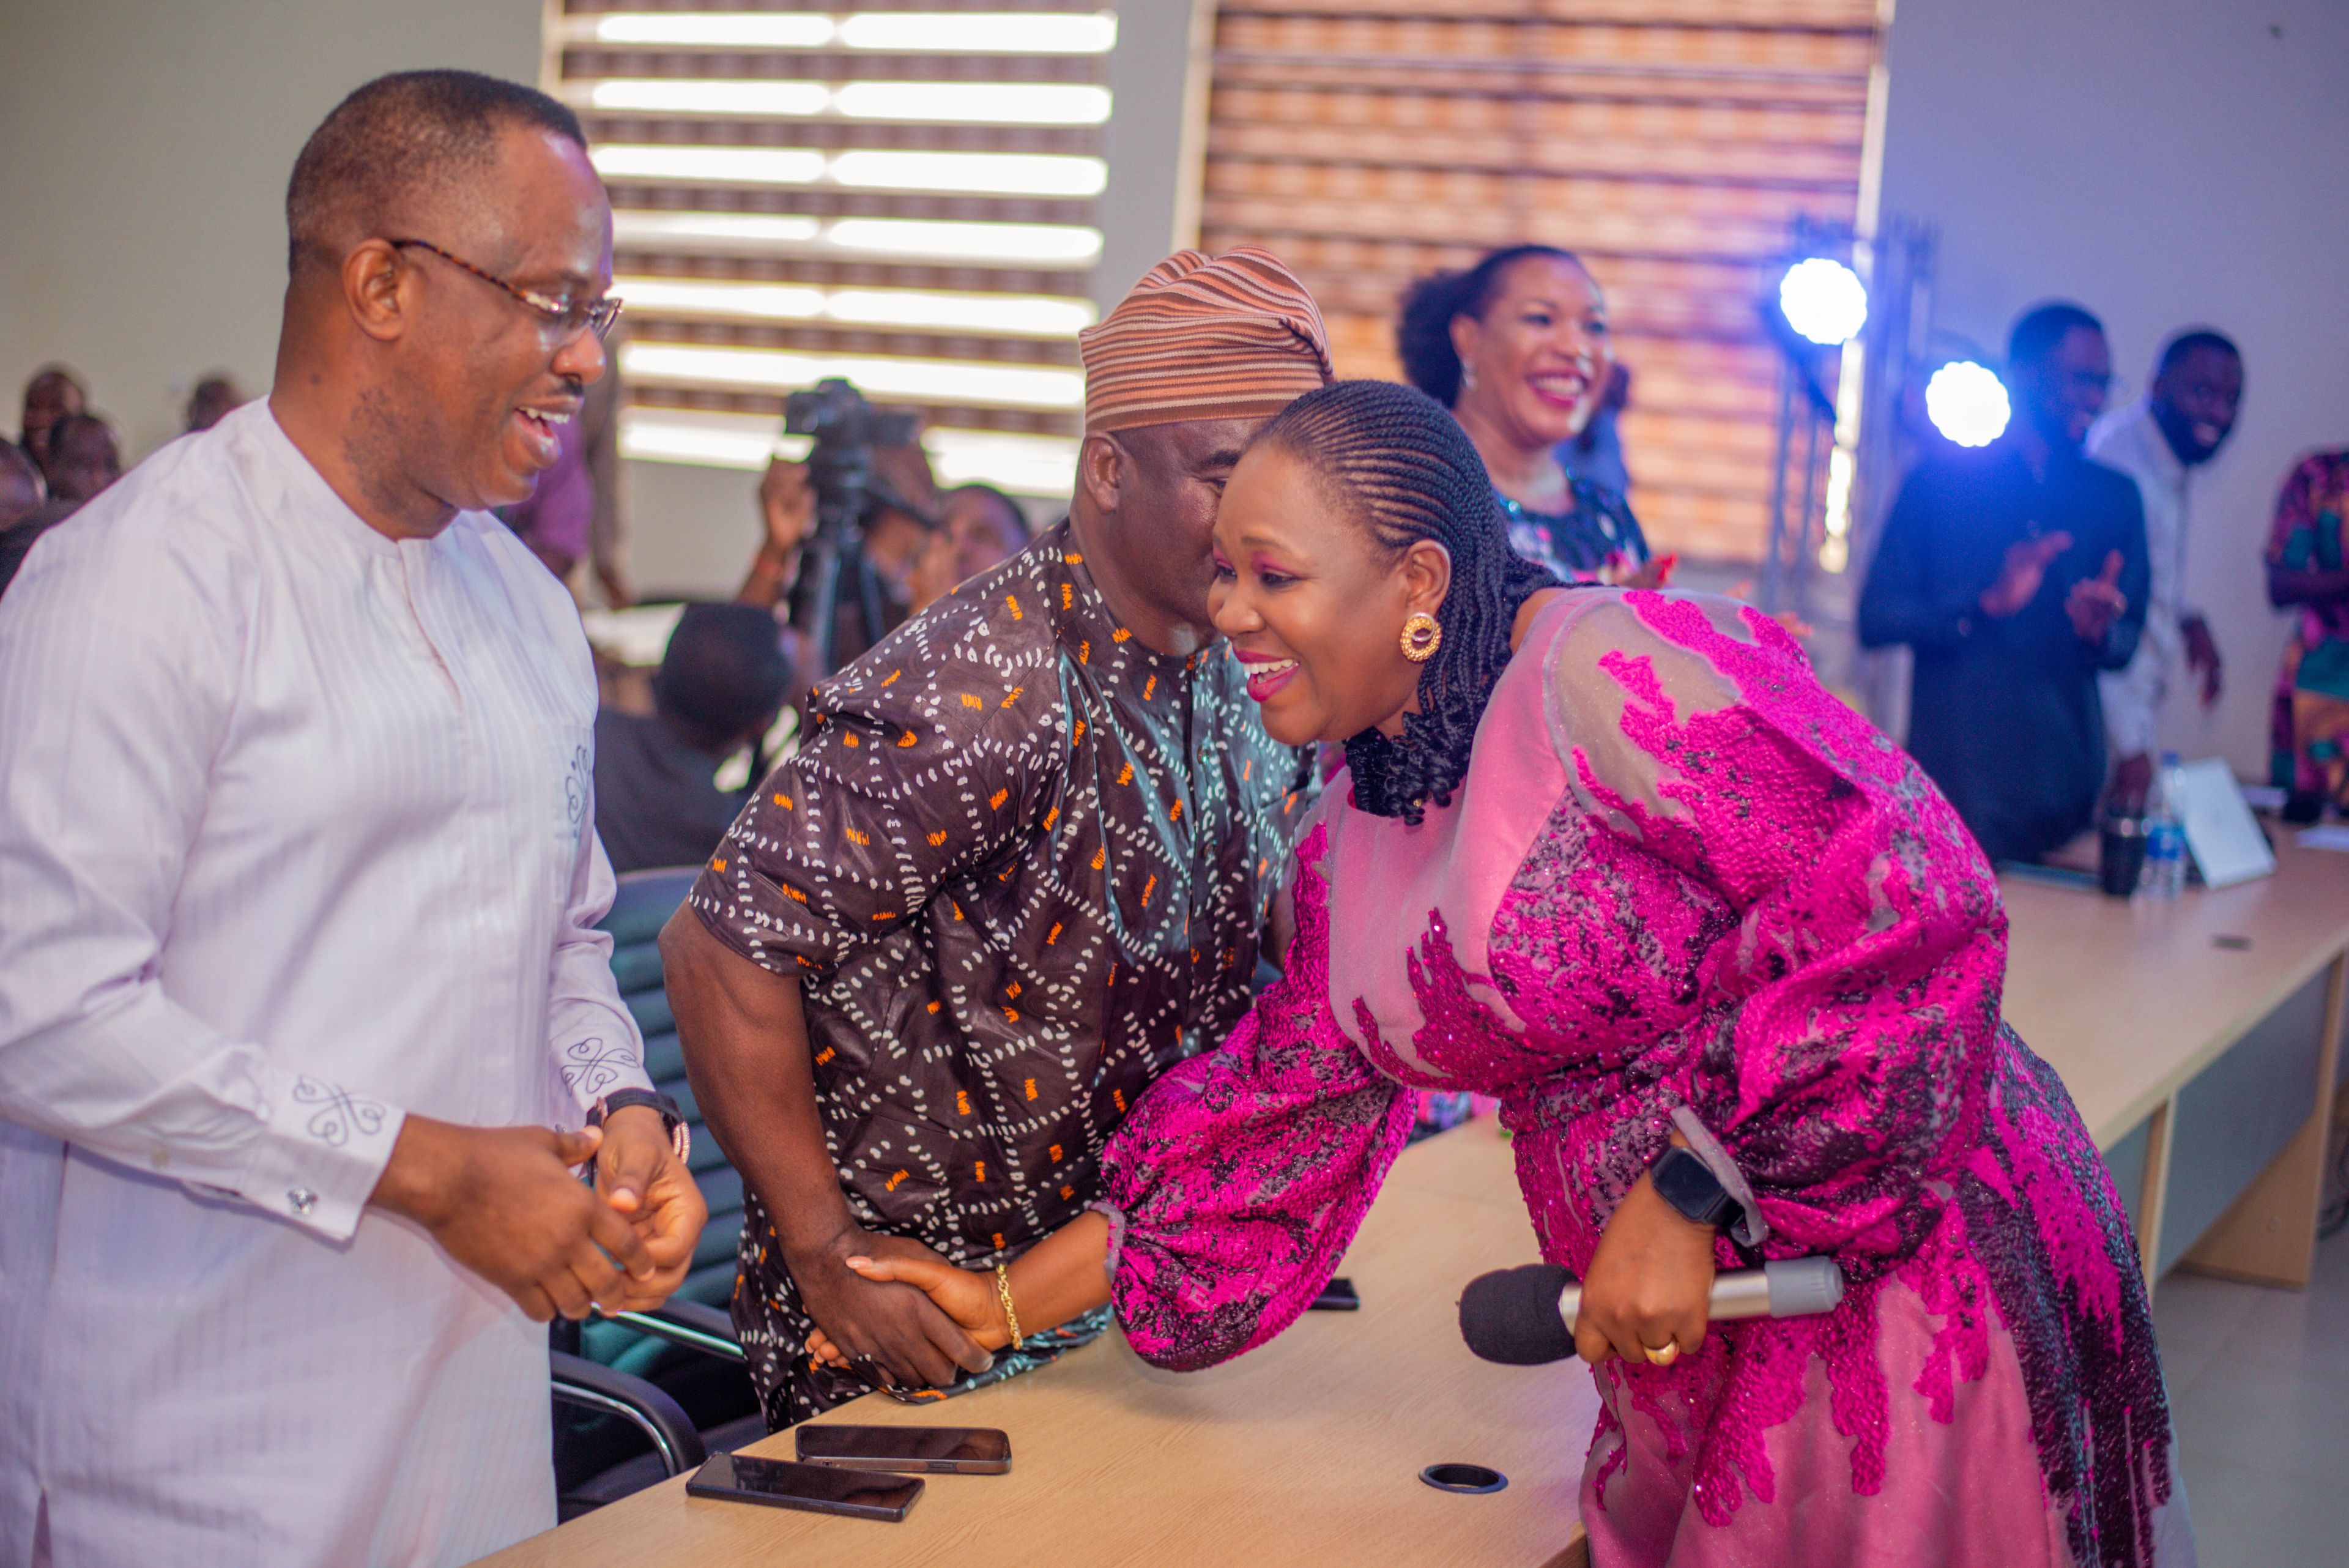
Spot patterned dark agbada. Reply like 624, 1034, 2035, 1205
688, 520, 1314, 1425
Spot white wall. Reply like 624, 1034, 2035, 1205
1876, 0, 2349, 780
0, 0, 541, 461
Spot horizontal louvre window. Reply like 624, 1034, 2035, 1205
552, 2, 1113, 496
1198, 0, 1882, 560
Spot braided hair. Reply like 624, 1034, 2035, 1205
1395, 244, 1585, 408
1253, 379, 1557, 826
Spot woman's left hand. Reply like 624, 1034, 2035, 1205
1573, 1169, 1718, 1369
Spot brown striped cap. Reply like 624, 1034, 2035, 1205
1078, 247, 1333, 435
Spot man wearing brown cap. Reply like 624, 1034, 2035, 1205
664, 247, 1332, 1427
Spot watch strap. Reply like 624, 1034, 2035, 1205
1650, 1145, 1740, 1230
590, 1088, 691, 1165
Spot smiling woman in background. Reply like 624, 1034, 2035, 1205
1397, 244, 1660, 587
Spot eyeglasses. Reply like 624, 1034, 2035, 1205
390, 238, 624, 344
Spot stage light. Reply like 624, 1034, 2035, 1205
1924, 360, 2011, 448
835, 12, 1116, 53
1778, 258, 1868, 347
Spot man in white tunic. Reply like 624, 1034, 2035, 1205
0, 72, 707, 1566
2089, 329, 2244, 811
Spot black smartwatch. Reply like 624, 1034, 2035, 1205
588, 1088, 691, 1164
1650, 1146, 1742, 1230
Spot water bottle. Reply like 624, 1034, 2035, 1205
2140, 751, 2188, 901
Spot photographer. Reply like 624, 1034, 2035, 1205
733, 385, 942, 674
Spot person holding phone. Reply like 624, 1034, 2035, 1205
824, 379, 2190, 1566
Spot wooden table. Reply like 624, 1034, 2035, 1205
477, 1121, 1600, 1568
2000, 833, 2349, 1288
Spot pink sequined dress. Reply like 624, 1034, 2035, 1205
1095, 590, 2192, 1567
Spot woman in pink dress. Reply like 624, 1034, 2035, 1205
823, 379, 2191, 1566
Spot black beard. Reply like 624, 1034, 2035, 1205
2153, 402, 2220, 467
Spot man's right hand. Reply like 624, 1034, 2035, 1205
787, 1224, 995, 1389
371, 1115, 655, 1323
1979, 530, 2073, 618
759, 456, 816, 557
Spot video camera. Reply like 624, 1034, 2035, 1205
783, 377, 922, 547
781, 378, 924, 677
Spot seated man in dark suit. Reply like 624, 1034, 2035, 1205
595, 602, 793, 873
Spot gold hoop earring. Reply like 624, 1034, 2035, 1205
1400, 611, 1442, 663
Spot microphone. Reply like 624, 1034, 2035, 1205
1457, 1258, 1846, 1365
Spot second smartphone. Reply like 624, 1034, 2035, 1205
795, 1423, 1012, 1475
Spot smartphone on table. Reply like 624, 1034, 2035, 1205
795, 1423, 1012, 1475
685, 1452, 924, 1522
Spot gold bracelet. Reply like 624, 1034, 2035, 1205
993, 1261, 1023, 1351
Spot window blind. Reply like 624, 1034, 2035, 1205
544, 1, 1115, 496
1196, 0, 1883, 562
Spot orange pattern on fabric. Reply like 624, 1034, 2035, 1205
989, 788, 1009, 809
956, 1090, 971, 1114
898, 730, 918, 748
1024, 1077, 1039, 1100
1006, 595, 1022, 620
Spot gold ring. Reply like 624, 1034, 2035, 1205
1641, 1341, 1680, 1367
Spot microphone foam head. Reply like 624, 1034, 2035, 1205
1458, 1263, 1575, 1365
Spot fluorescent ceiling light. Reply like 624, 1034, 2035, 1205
609, 278, 829, 322
593, 144, 1102, 199
614, 211, 824, 251
827, 217, 1100, 263
823, 288, 1094, 336
585, 79, 831, 117
592, 145, 828, 185
611, 210, 1099, 267
587, 13, 836, 48
831, 81, 1110, 125
835, 12, 1116, 53
572, 11, 1114, 54
827, 149, 1105, 198
623, 340, 1084, 409
620, 406, 1077, 495
609, 277, 1095, 337
924, 428, 1078, 494
573, 78, 1110, 127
